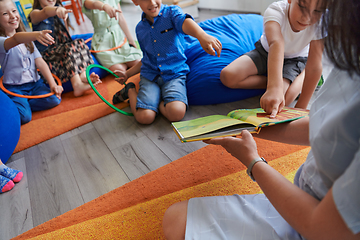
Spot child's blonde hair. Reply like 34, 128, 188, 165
0, 0, 34, 53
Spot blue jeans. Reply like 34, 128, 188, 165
4, 79, 61, 124
136, 75, 188, 113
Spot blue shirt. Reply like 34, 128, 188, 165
136, 4, 192, 82
0, 37, 41, 85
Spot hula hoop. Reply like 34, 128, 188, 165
85, 37, 127, 53
86, 64, 133, 116
0, 73, 62, 99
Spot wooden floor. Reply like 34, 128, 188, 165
0, 5, 264, 239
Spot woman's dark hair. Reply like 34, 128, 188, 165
322, 0, 360, 75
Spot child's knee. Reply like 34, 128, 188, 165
220, 67, 238, 88
135, 110, 156, 125
165, 102, 186, 122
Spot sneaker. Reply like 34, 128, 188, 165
112, 82, 136, 104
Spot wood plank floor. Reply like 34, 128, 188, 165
0, 4, 324, 239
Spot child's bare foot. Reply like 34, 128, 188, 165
72, 81, 93, 97
89, 72, 102, 86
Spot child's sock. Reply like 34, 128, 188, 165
0, 175, 14, 193
0, 164, 23, 183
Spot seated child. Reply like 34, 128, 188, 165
220, 0, 325, 117
113, 0, 222, 125
0, 0, 63, 124
28, 0, 101, 97
82, 0, 143, 75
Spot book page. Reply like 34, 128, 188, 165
172, 115, 254, 139
227, 107, 309, 127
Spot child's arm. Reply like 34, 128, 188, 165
4, 31, 54, 51
35, 57, 63, 98
114, 60, 142, 85
116, 3, 136, 47
83, 0, 121, 19
29, 6, 72, 25
260, 21, 286, 118
295, 39, 324, 109
182, 18, 222, 57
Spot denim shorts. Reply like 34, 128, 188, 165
244, 40, 308, 83
136, 75, 188, 113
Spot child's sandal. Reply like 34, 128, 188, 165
112, 82, 136, 104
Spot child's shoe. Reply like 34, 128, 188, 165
112, 82, 136, 104
0, 175, 15, 193
0, 164, 23, 183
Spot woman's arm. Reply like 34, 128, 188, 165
256, 116, 310, 146
4, 31, 54, 51
35, 57, 63, 98
205, 132, 359, 240
295, 39, 324, 109
260, 20, 286, 118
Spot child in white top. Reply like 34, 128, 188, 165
221, 0, 325, 117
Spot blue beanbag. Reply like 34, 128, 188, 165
0, 90, 20, 164
184, 14, 265, 105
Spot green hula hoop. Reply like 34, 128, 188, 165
86, 64, 133, 116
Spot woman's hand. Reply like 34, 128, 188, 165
203, 130, 260, 167
36, 30, 55, 46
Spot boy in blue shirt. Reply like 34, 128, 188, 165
112, 0, 222, 125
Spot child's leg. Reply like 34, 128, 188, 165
220, 55, 267, 89
128, 78, 159, 125
28, 79, 61, 112
159, 75, 188, 122
159, 101, 186, 122
72, 72, 101, 97
284, 70, 305, 106
112, 77, 158, 124
4, 84, 33, 124
0, 159, 23, 183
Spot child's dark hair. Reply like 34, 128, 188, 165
0, 0, 35, 53
322, 0, 360, 75
32, 0, 73, 30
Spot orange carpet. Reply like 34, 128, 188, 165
14, 74, 140, 153
13, 138, 310, 240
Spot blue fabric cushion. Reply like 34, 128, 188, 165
184, 14, 265, 105
0, 90, 20, 164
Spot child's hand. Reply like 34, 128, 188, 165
103, 4, 122, 20
56, 7, 72, 21
113, 70, 127, 84
260, 88, 285, 118
203, 130, 260, 168
198, 33, 222, 57
36, 30, 55, 46
52, 85, 64, 99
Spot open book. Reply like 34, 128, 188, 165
171, 107, 309, 142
